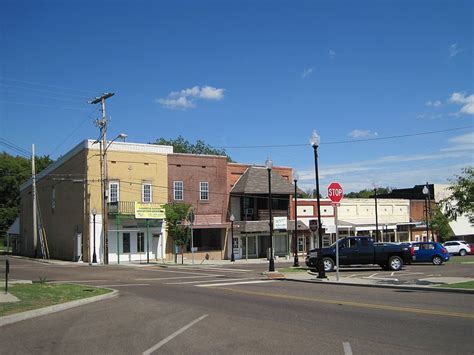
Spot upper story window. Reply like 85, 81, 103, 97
200, 181, 209, 200
174, 181, 183, 200
142, 182, 152, 203
109, 181, 120, 203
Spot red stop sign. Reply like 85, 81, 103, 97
327, 182, 343, 203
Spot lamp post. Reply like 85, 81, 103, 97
422, 183, 430, 242
230, 214, 235, 262
98, 132, 127, 265
373, 186, 379, 243
92, 208, 97, 264
266, 158, 275, 272
188, 209, 195, 265
310, 130, 325, 278
293, 172, 299, 267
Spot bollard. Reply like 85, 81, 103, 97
5, 259, 9, 294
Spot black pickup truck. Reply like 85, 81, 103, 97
305, 236, 412, 272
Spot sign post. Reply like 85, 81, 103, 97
328, 182, 343, 281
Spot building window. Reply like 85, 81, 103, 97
109, 181, 120, 202
200, 181, 209, 200
142, 182, 152, 203
137, 232, 145, 252
174, 181, 183, 200
123, 233, 130, 253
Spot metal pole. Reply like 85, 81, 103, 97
374, 188, 379, 243
116, 214, 120, 264
92, 213, 97, 263
293, 179, 299, 267
5, 260, 9, 294
267, 168, 275, 272
427, 182, 432, 242
230, 220, 235, 262
32, 144, 38, 257
313, 145, 325, 278
191, 223, 194, 265
335, 205, 340, 281
146, 219, 150, 264
425, 195, 429, 242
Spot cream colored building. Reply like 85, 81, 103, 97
20, 139, 172, 263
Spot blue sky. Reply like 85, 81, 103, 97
1, 0, 473, 193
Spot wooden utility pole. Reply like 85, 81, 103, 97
32, 144, 38, 257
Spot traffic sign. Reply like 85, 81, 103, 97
327, 182, 344, 203
309, 219, 318, 232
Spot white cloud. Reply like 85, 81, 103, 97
302, 68, 313, 78
348, 129, 378, 139
425, 100, 442, 107
442, 132, 474, 152
329, 49, 336, 59
449, 43, 462, 58
157, 85, 225, 110
449, 92, 474, 115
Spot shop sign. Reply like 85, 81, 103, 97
134, 202, 166, 219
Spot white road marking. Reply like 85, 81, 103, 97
99, 283, 150, 287
189, 267, 251, 273
137, 275, 223, 281
142, 314, 208, 355
48, 280, 109, 283
197, 280, 275, 287
343, 342, 353, 355
141, 268, 219, 276
166, 278, 255, 285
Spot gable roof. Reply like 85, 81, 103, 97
231, 167, 294, 194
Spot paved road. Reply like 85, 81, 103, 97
1, 256, 473, 354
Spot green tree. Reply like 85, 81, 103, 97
153, 136, 233, 162
345, 187, 392, 198
0, 152, 53, 242
442, 167, 474, 225
429, 207, 454, 242
164, 202, 192, 264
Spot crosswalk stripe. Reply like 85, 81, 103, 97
166, 278, 255, 285
197, 280, 276, 287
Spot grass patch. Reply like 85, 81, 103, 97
278, 267, 311, 273
446, 255, 474, 264
0, 283, 112, 317
438, 281, 474, 289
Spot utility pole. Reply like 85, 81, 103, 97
89, 93, 114, 264
32, 144, 37, 257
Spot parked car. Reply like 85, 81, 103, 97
443, 241, 471, 256
469, 243, 474, 255
305, 236, 412, 272
411, 242, 449, 265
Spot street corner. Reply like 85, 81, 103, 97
262, 271, 285, 280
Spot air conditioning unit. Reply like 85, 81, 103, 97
244, 208, 253, 216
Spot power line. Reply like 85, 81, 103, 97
0, 100, 90, 111
0, 77, 97, 95
217, 126, 473, 149
0, 137, 30, 157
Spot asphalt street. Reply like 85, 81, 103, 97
1, 256, 473, 354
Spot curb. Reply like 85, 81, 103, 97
283, 277, 474, 294
0, 288, 119, 327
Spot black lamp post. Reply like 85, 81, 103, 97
92, 208, 97, 264
293, 172, 299, 267
422, 183, 430, 242
374, 186, 379, 243
230, 214, 235, 262
266, 158, 275, 272
310, 130, 325, 279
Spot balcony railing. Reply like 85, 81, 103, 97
257, 209, 288, 221
108, 201, 135, 215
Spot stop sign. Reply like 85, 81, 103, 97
327, 182, 343, 203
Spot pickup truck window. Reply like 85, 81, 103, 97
360, 238, 370, 247
340, 239, 357, 248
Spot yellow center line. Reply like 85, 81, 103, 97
217, 287, 474, 319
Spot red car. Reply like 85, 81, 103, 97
469, 243, 474, 255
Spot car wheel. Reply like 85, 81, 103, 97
323, 257, 335, 272
388, 256, 403, 271
432, 256, 443, 265
459, 249, 467, 256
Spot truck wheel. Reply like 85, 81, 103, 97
388, 256, 403, 271
432, 256, 443, 265
323, 257, 335, 272
459, 249, 467, 256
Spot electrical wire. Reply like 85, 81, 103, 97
0, 76, 98, 94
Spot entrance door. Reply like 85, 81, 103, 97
242, 236, 257, 258
258, 235, 271, 258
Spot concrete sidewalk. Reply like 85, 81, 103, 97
282, 270, 474, 294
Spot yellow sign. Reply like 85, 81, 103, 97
134, 202, 166, 219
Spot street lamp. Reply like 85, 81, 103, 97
293, 171, 299, 267
266, 157, 275, 272
188, 209, 195, 265
230, 214, 235, 262
310, 130, 325, 278
422, 183, 430, 242
92, 208, 97, 264
373, 184, 379, 243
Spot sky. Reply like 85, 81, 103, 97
1, 0, 473, 193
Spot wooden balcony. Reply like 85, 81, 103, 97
257, 209, 288, 220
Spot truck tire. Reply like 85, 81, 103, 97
388, 256, 403, 271
323, 257, 335, 272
